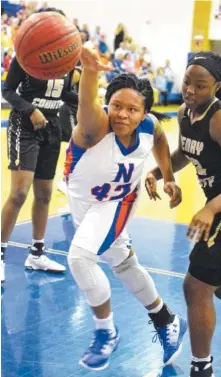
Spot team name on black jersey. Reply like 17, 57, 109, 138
180, 100, 221, 201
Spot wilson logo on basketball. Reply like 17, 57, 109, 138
38, 43, 79, 64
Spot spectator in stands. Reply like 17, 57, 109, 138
98, 34, 109, 55
114, 41, 128, 60
141, 46, 151, 64
80, 31, 88, 44
164, 59, 174, 93
1, 25, 13, 53
94, 25, 101, 43
154, 67, 168, 106
1, 13, 9, 25
3, 48, 13, 72
114, 23, 126, 50
81, 23, 90, 41
121, 52, 136, 73
73, 18, 80, 31
8, 16, 19, 42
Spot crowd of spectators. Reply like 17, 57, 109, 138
1, 1, 177, 105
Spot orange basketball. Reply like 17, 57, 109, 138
14, 12, 82, 80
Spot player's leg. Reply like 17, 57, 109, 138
67, 198, 133, 370
184, 271, 218, 377
25, 122, 65, 272
1, 117, 39, 283
184, 218, 221, 377
108, 232, 187, 365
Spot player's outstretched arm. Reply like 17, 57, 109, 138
76, 44, 111, 141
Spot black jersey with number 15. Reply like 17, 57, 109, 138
2, 57, 77, 117
180, 100, 221, 201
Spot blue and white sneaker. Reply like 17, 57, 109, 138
79, 327, 120, 370
153, 315, 187, 365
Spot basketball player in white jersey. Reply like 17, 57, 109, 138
65, 46, 187, 371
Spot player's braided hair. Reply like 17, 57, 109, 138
188, 52, 221, 100
105, 73, 169, 122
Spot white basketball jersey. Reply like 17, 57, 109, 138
64, 114, 155, 202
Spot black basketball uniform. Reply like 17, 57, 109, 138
180, 100, 221, 285
2, 57, 78, 179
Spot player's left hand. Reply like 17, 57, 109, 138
145, 173, 161, 201
163, 182, 182, 208
187, 206, 215, 242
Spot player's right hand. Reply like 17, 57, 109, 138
30, 109, 48, 130
80, 44, 112, 73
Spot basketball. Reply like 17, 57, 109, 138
14, 12, 82, 80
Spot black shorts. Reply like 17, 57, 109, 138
188, 211, 221, 286
7, 110, 61, 180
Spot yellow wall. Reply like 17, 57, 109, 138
191, 0, 212, 52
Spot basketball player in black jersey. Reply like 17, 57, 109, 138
1, 8, 79, 282
146, 52, 221, 377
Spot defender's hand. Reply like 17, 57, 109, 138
187, 206, 215, 242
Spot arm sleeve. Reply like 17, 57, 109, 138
2, 57, 36, 115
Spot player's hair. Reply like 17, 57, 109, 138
188, 52, 221, 100
105, 73, 169, 122
37, 7, 66, 17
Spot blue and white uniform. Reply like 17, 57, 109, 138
64, 113, 155, 266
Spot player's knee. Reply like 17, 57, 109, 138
67, 245, 97, 291
113, 254, 158, 296
183, 272, 212, 305
10, 189, 28, 208
67, 245, 111, 306
113, 254, 144, 293
34, 187, 52, 205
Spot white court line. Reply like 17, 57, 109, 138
15, 213, 62, 226
8, 240, 185, 279
8, 241, 67, 256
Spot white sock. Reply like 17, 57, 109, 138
32, 239, 44, 245
192, 355, 212, 363
148, 299, 164, 314
93, 312, 116, 335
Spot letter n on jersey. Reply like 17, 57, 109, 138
112, 163, 134, 183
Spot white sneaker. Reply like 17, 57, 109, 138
1, 260, 5, 283
57, 180, 68, 196
24, 254, 66, 272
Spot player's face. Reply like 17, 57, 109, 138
182, 65, 218, 110
108, 88, 146, 137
